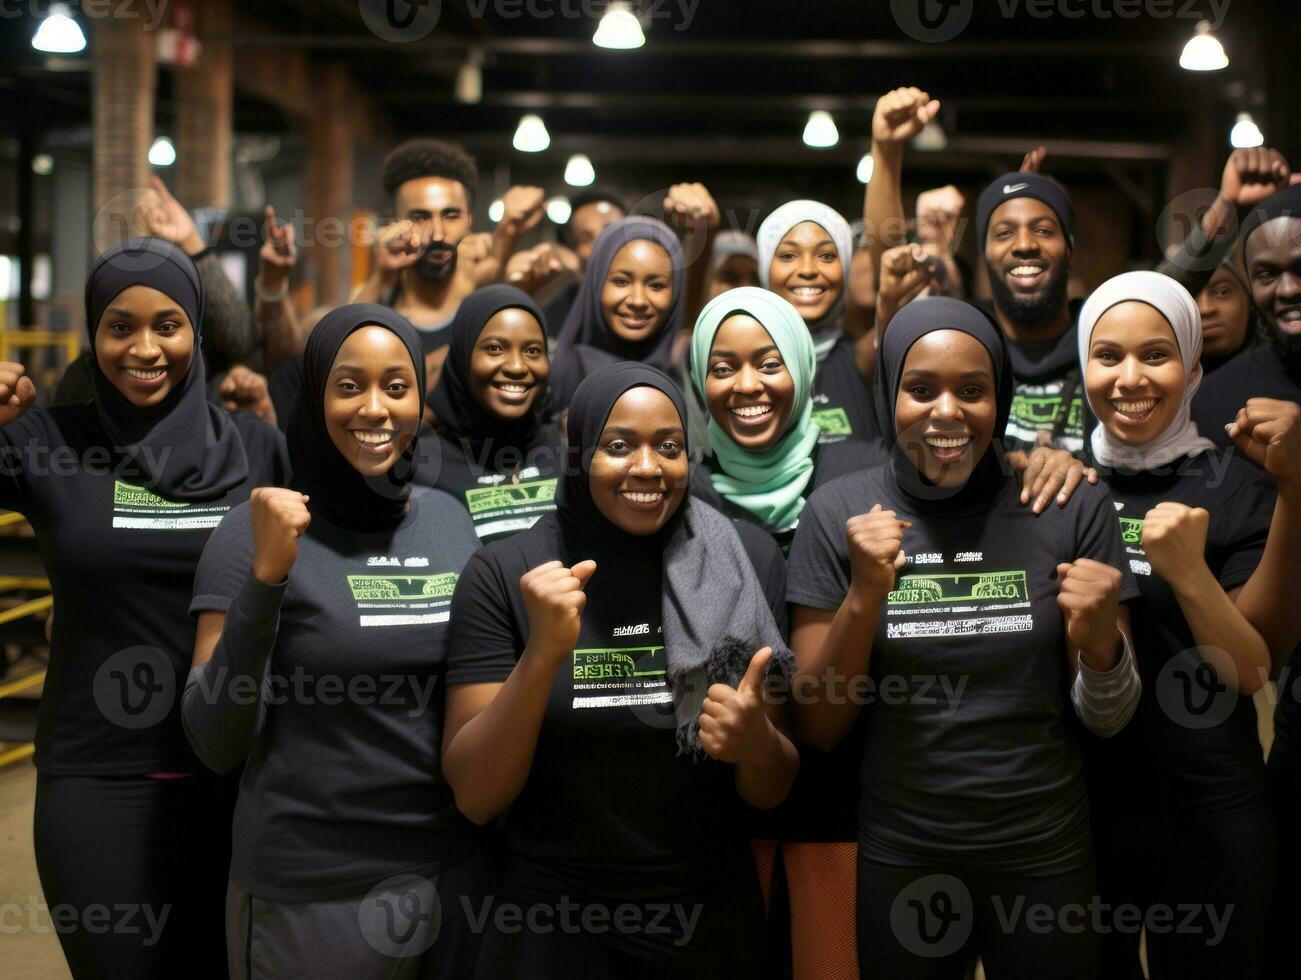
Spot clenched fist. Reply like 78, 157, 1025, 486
251, 487, 311, 585
1141, 502, 1210, 588
847, 504, 910, 601
1227, 397, 1301, 486
0, 361, 36, 428
506, 243, 578, 294
375, 219, 425, 276
1056, 558, 1123, 668
872, 87, 941, 147
1220, 147, 1292, 209
521, 559, 597, 667
699, 646, 776, 765
219, 365, 277, 428
662, 182, 720, 234
497, 185, 546, 240
457, 232, 501, 289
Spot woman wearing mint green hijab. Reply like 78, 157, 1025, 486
688, 287, 883, 551
689, 287, 880, 979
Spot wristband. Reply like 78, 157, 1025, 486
254, 275, 290, 303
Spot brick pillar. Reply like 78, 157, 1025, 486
176, 0, 233, 210
91, 17, 156, 245
306, 63, 355, 308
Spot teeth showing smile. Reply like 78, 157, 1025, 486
925, 435, 971, 449
791, 286, 826, 298
621, 491, 664, 505
731, 404, 773, 418
125, 368, 165, 380
494, 382, 530, 393
1112, 398, 1156, 416
1009, 266, 1044, 279
351, 430, 395, 445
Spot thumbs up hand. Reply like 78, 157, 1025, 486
698, 646, 777, 764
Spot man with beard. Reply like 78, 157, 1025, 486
1188, 183, 1301, 980
354, 139, 543, 358
973, 172, 1087, 452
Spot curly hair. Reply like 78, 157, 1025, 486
381, 139, 479, 206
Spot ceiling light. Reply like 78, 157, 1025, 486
1180, 21, 1228, 71
564, 154, 596, 187
593, 2, 645, 50
512, 114, 550, 153
32, 4, 86, 54
802, 110, 838, 149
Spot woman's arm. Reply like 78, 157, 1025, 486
1143, 500, 1270, 693
182, 488, 309, 773
440, 559, 595, 824
790, 506, 906, 751
1227, 400, 1301, 669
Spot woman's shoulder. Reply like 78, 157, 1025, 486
805, 461, 893, 515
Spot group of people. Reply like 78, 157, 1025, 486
2, 83, 1300, 980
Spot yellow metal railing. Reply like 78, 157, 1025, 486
0, 328, 80, 365
0, 508, 49, 769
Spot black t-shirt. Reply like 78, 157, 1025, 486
1192, 345, 1301, 452
412, 426, 564, 544
689, 437, 887, 555
444, 510, 784, 960
813, 334, 883, 448
786, 466, 1138, 872
1091, 450, 1273, 811
190, 488, 482, 901
0, 405, 288, 774
998, 299, 1092, 454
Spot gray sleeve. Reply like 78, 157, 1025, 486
1071, 630, 1141, 737
183, 570, 284, 774
194, 251, 258, 369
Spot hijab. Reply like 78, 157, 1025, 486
84, 236, 248, 501
559, 361, 792, 756
757, 199, 854, 357
426, 284, 549, 459
874, 296, 1014, 513
286, 303, 425, 532
550, 217, 685, 407
689, 287, 819, 532
1077, 271, 1217, 470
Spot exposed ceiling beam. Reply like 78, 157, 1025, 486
198, 33, 1173, 60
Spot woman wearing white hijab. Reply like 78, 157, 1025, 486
757, 200, 884, 449
1078, 270, 1301, 979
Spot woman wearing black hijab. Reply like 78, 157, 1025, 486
184, 304, 488, 979
0, 237, 286, 979
547, 217, 685, 409
441, 362, 795, 978
418, 284, 563, 542
786, 297, 1142, 978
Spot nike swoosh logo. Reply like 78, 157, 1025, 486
1003, 183, 1030, 194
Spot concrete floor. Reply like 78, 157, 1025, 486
0, 687, 1279, 979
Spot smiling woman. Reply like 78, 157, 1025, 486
0, 237, 289, 980
757, 200, 884, 450
183, 303, 490, 979
548, 216, 685, 409
419, 285, 564, 543
439, 361, 797, 978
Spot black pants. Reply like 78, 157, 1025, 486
33, 771, 235, 980
855, 854, 1100, 980
1266, 729, 1301, 979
